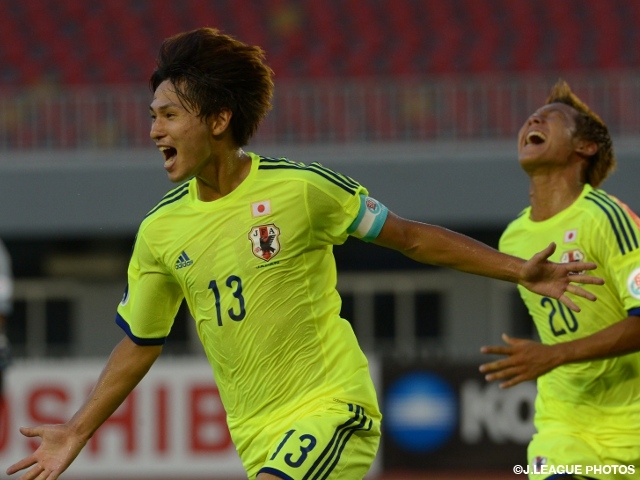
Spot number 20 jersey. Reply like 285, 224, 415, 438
499, 184, 640, 442
116, 153, 383, 460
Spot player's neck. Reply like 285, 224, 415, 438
196, 149, 252, 202
528, 172, 585, 222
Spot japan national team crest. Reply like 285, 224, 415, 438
249, 223, 281, 262
560, 249, 585, 263
560, 248, 586, 275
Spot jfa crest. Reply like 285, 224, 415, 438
249, 223, 281, 262
560, 249, 585, 263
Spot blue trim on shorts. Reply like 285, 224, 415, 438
257, 467, 293, 480
115, 313, 167, 346
302, 404, 372, 480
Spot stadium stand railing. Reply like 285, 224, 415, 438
12, 271, 516, 360
1, 73, 640, 151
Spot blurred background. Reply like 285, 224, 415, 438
1, 0, 640, 478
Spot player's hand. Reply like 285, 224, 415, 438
6, 424, 87, 480
479, 333, 561, 388
519, 242, 604, 312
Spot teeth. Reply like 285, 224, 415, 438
526, 131, 547, 144
159, 146, 170, 151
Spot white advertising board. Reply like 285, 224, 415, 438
0, 357, 380, 479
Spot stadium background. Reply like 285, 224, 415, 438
1, 0, 640, 479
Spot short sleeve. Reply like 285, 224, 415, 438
305, 166, 369, 246
116, 232, 184, 345
591, 197, 640, 315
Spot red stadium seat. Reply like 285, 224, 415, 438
2, 1, 640, 84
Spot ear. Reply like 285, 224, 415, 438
209, 109, 233, 136
575, 138, 598, 158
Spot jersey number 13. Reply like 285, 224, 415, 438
208, 276, 246, 326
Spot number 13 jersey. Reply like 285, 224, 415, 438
116, 153, 384, 461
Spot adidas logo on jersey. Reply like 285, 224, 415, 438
175, 251, 194, 269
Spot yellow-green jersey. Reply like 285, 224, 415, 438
116, 153, 386, 469
500, 184, 640, 445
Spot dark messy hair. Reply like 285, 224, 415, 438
150, 28, 274, 147
545, 79, 615, 188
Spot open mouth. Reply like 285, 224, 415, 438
525, 131, 547, 145
159, 146, 177, 161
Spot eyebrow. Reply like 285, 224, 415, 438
149, 102, 182, 112
543, 104, 572, 116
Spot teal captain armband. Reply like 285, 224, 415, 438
347, 195, 389, 242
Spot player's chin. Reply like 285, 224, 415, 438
166, 168, 190, 183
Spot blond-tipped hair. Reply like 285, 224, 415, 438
545, 79, 615, 188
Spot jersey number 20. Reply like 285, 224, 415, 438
540, 297, 579, 336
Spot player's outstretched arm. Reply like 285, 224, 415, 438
6, 336, 162, 480
372, 212, 603, 312
480, 315, 640, 388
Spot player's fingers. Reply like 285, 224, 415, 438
479, 357, 514, 374
501, 333, 528, 345
18, 463, 44, 480
566, 285, 597, 301
531, 242, 556, 262
499, 374, 529, 389
566, 261, 598, 272
35, 469, 49, 480
19, 426, 42, 438
484, 366, 520, 382
38, 468, 58, 480
479, 345, 512, 356
558, 294, 581, 312
479, 361, 498, 373
567, 274, 604, 286
6, 455, 37, 475
542, 242, 556, 258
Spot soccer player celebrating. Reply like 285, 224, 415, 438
480, 80, 640, 479
7, 30, 602, 480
